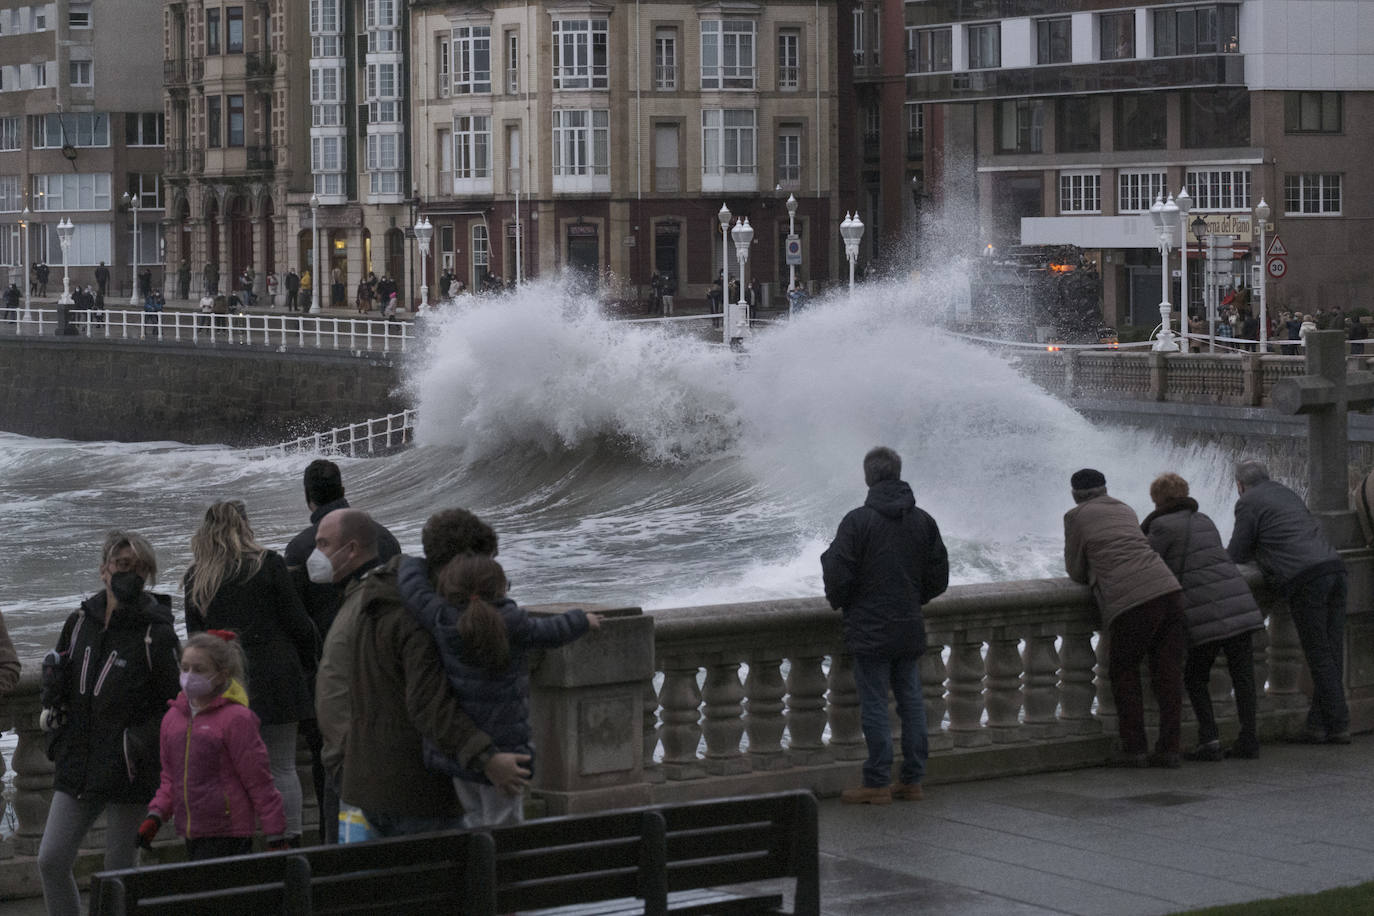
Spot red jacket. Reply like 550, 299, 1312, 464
148, 680, 285, 839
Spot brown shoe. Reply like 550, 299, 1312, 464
891, 782, 924, 801
840, 786, 893, 805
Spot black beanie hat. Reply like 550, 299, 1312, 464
1071, 468, 1107, 490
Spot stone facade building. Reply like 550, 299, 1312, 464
0, 0, 165, 299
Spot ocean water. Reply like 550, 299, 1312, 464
0, 274, 1240, 657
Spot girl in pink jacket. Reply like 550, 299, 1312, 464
139, 631, 285, 860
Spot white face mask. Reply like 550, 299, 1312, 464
306, 547, 337, 584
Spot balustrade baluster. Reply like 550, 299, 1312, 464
825, 654, 866, 760
984, 635, 1025, 742
1021, 633, 1061, 739
785, 655, 830, 766
921, 645, 952, 751
1252, 623, 1271, 715
658, 664, 705, 780
947, 639, 990, 747
1264, 604, 1308, 721
1059, 627, 1101, 734
701, 662, 747, 774
1094, 627, 1116, 732
643, 675, 664, 782
744, 655, 787, 770
9, 693, 53, 856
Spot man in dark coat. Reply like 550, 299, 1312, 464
2, 283, 18, 322
94, 261, 110, 297
821, 446, 948, 805
285, 269, 301, 312
1227, 459, 1350, 744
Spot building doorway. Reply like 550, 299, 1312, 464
566, 224, 599, 280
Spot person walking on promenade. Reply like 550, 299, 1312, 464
314, 509, 530, 838
140, 631, 286, 861
184, 501, 318, 845
299, 268, 311, 307
37, 261, 50, 297
821, 446, 948, 805
285, 269, 301, 312
1227, 459, 1350, 744
37, 532, 181, 916
1142, 473, 1264, 761
94, 261, 110, 298
284, 458, 400, 843
415, 553, 600, 827
1064, 468, 1186, 768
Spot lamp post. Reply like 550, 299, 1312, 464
1175, 186, 1191, 332
1255, 197, 1270, 353
309, 193, 321, 314
717, 203, 732, 344
840, 211, 864, 292
730, 216, 753, 346
414, 216, 433, 313
1147, 192, 1182, 352
121, 192, 140, 307
785, 193, 798, 316
1191, 215, 1209, 352
56, 217, 74, 305
19, 207, 31, 320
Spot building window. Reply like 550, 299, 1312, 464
127, 173, 162, 210
1153, 4, 1239, 56
552, 109, 609, 177
226, 7, 244, 54
310, 0, 340, 34
910, 27, 951, 73
367, 62, 401, 124
654, 27, 678, 91
776, 126, 801, 186
1185, 168, 1250, 210
207, 96, 222, 148
967, 23, 1000, 70
33, 63, 47, 88
125, 112, 165, 146
1036, 17, 1071, 64
227, 95, 244, 147
506, 29, 519, 94
1056, 97, 1099, 153
437, 35, 450, 97
206, 9, 221, 55
472, 223, 489, 275
453, 115, 491, 179
31, 173, 112, 211
1099, 12, 1134, 60
69, 8, 91, 29
0, 175, 20, 210
1059, 173, 1101, 214
31, 112, 109, 147
311, 136, 343, 196
69, 60, 92, 86
1285, 92, 1341, 133
702, 109, 756, 176
995, 99, 1043, 154
311, 65, 343, 126
1115, 94, 1166, 150
552, 19, 608, 90
1284, 173, 1341, 215
778, 29, 800, 90
701, 19, 755, 90
1118, 171, 1167, 213
1182, 87, 1249, 148
906, 103, 923, 158
0, 118, 19, 151
452, 25, 491, 95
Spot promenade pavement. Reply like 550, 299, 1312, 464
4, 735, 1369, 915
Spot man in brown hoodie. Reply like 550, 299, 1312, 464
1064, 468, 1186, 767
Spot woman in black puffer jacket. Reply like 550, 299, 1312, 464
1142, 473, 1265, 761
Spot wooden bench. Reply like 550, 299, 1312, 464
90, 790, 819, 916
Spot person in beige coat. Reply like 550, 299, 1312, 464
1064, 468, 1186, 767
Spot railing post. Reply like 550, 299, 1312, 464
1241, 350, 1262, 406
1059, 624, 1101, 734
1063, 349, 1079, 399
1021, 632, 1062, 739
825, 654, 866, 760
1149, 350, 1168, 401
659, 664, 706, 780
921, 643, 952, 752
743, 654, 787, 770
784, 655, 830, 766
984, 633, 1025, 743
643, 676, 663, 783
947, 637, 991, 747
701, 663, 747, 775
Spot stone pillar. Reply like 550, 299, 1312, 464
251, 217, 266, 299
1149, 350, 1168, 401
528, 606, 653, 815
218, 216, 232, 286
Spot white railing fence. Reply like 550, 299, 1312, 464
247, 409, 417, 459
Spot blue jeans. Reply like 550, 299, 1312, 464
852, 654, 928, 787
1288, 572, 1349, 735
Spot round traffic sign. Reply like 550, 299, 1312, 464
786, 238, 801, 256
1267, 257, 1287, 280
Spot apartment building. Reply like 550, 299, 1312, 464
1, 0, 164, 298
905, 0, 1374, 326
409, 0, 839, 305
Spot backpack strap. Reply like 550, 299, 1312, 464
144, 624, 153, 672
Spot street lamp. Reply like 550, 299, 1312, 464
414, 216, 433, 312
56, 217, 74, 305
1147, 192, 1182, 352
785, 193, 799, 317
730, 216, 753, 346
309, 193, 321, 314
19, 207, 31, 320
1191, 214, 1209, 352
121, 191, 140, 307
1255, 197, 1271, 353
717, 203, 732, 329
1175, 186, 1191, 328
840, 211, 864, 292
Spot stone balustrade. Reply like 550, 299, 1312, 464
0, 571, 1342, 893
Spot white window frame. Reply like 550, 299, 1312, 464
701, 19, 756, 90
32, 113, 110, 148
1058, 172, 1101, 214
1117, 170, 1167, 213
69, 59, 92, 86
472, 223, 489, 277
776, 127, 801, 188
701, 108, 757, 193
453, 114, 492, 192
1185, 167, 1251, 211
552, 19, 608, 90
311, 64, 344, 126
505, 29, 519, 94
437, 34, 451, 97
0, 118, 20, 151
1284, 173, 1341, 216
778, 29, 800, 91
552, 109, 610, 193
32, 173, 113, 211
69, 8, 91, 29
452, 25, 492, 95
654, 27, 677, 91
0, 174, 20, 211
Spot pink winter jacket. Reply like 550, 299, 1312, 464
148, 679, 285, 839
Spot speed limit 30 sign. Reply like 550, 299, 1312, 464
1267, 257, 1287, 280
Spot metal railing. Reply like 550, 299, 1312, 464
248, 408, 416, 458
0, 308, 413, 354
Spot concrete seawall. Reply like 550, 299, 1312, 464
0, 338, 407, 447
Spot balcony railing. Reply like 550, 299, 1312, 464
191, 149, 205, 173
906, 130, 924, 159
189, 58, 204, 81
246, 146, 274, 171
164, 142, 189, 174
862, 132, 880, 160
163, 59, 187, 85
245, 54, 275, 80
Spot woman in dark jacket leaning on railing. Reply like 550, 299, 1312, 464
1142, 473, 1265, 762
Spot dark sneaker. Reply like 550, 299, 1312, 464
840, 786, 892, 805
1147, 751, 1182, 769
1105, 752, 1148, 768
1183, 741, 1224, 762
1225, 741, 1260, 760
1326, 731, 1353, 745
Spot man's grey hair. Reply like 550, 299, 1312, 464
1235, 460, 1270, 487
863, 446, 902, 487
1072, 486, 1108, 504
